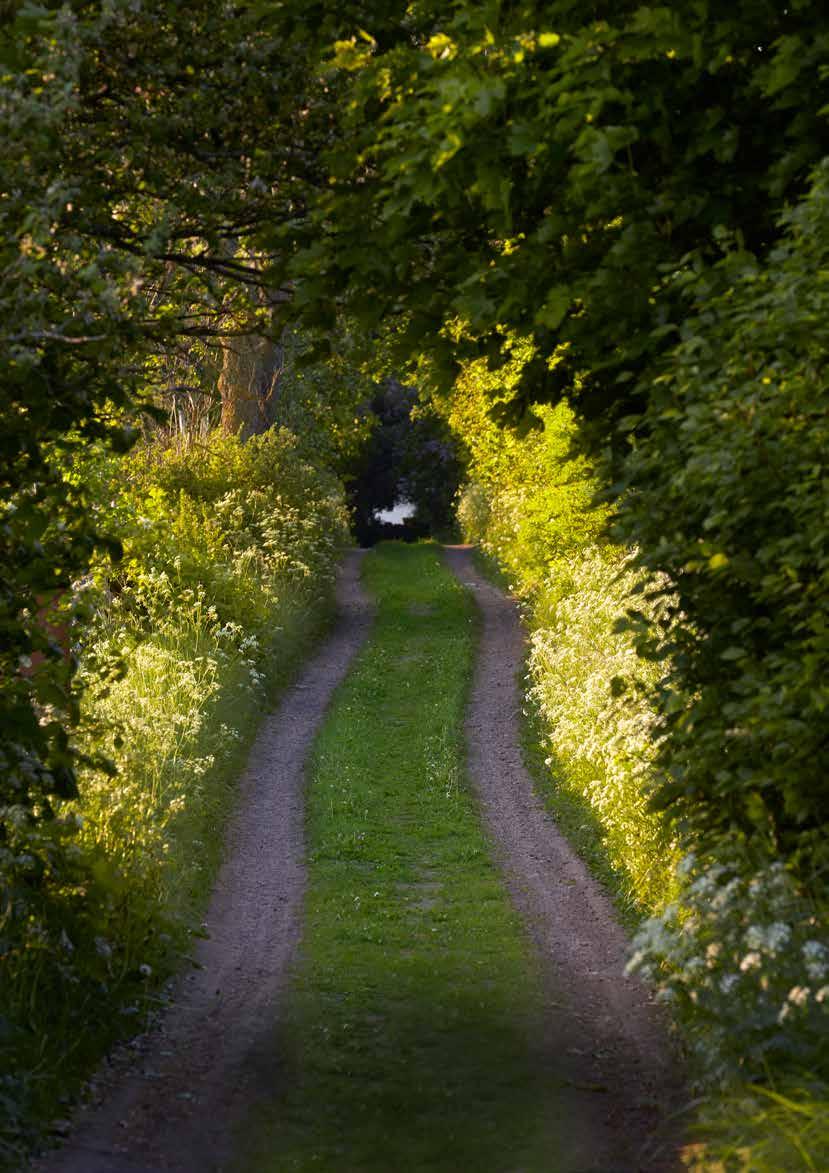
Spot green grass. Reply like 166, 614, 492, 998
242, 543, 560, 1172
683, 1077, 829, 1172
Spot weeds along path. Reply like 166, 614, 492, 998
443, 545, 684, 1171
37, 550, 372, 1173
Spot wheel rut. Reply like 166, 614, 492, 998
39, 545, 684, 1173
36, 550, 372, 1173
443, 545, 685, 1173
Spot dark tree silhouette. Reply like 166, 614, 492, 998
348, 380, 463, 546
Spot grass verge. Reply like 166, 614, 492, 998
242, 542, 558, 1172
682, 1076, 829, 1172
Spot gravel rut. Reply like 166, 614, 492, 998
444, 546, 685, 1172
37, 551, 372, 1173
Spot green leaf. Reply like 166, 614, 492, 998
534, 286, 570, 330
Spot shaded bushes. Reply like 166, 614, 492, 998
615, 163, 829, 880
619, 163, 829, 1156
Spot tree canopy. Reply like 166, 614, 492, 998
2, 2, 829, 1162
281, 1, 829, 431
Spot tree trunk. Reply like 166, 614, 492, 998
219, 333, 284, 439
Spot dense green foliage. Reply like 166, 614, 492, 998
286, 2, 829, 421
620, 167, 829, 1154
1, 0, 279, 829
0, 0, 374, 830
615, 168, 829, 873
1, 430, 347, 1163
0, 20, 362, 1151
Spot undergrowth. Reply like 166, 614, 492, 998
0, 428, 347, 1168
683, 1077, 829, 1172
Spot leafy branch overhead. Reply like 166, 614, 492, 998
284, 2, 829, 428
1, 2, 828, 1161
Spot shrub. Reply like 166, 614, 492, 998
615, 162, 829, 880
629, 851, 828, 1084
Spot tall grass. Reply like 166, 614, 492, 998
684, 1078, 829, 1172
526, 545, 678, 915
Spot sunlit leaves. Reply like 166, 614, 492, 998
0, 0, 342, 821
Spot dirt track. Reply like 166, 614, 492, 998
38, 545, 683, 1172
444, 546, 684, 1172
36, 550, 372, 1173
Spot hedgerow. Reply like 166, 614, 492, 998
0, 428, 347, 1165
620, 161, 829, 1164
615, 163, 829, 881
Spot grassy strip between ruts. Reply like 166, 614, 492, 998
240, 542, 559, 1172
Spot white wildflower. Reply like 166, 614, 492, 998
767, 923, 792, 952
802, 941, 829, 983
745, 922, 791, 954
677, 853, 697, 879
